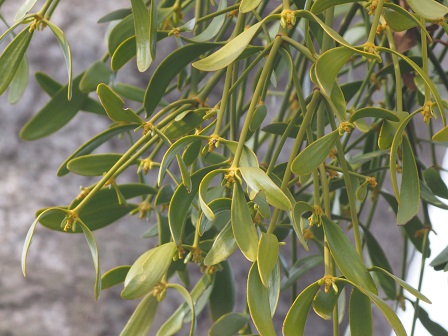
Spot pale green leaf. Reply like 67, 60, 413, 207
131, 0, 151, 71
257, 233, 279, 287
120, 294, 158, 336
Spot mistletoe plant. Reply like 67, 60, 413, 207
2, 0, 448, 335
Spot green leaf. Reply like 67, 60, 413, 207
209, 261, 236, 320
240, 0, 262, 13
158, 135, 209, 185
108, 14, 135, 56
148, 0, 157, 61
361, 225, 396, 299
338, 278, 406, 336
57, 124, 135, 176
420, 182, 448, 210
349, 107, 400, 123
42, 20, 72, 99
112, 83, 145, 102
262, 122, 300, 138
199, 169, 228, 221
169, 164, 223, 245
144, 43, 217, 116
370, 266, 431, 303
356, 180, 368, 202
79, 61, 112, 93
20, 74, 88, 140
312, 285, 345, 320
423, 167, 448, 199
209, 313, 248, 336
257, 233, 279, 287
0, 25, 33, 96
315, 46, 354, 96
382, 6, 417, 32
249, 104, 267, 131
157, 275, 213, 336
416, 303, 448, 336
247, 262, 276, 336
291, 130, 340, 176
292, 201, 315, 251
232, 181, 259, 262
397, 136, 420, 225
77, 219, 102, 300
102, 265, 131, 290
130, 0, 151, 72
121, 242, 176, 300
406, 0, 448, 20
67, 153, 130, 176
204, 220, 237, 266
433, 125, 448, 142
165, 283, 196, 336
311, 0, 359, 14
38, 184, 156, 232
193, 21, 263, 72
379, 47, 445, 125
164, 108, 210, 139
239, 167, 291, 210
349, 288, 372, 336
22, 208, 69, 276
14, 0, 38, 21
8, 54, 28, 104
430, 245, 448, 271
120, 294, 158, 336
268, 262, 280, 316
97, 83, 143, 124
321, 216, 377, 294
189, 0, 227, 42
221, 139, 259, 167
283, 281, 320, 336
98, 8, 133, 23
378, 111, 408, 150
281, 255, 323, 290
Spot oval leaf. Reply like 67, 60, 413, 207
257, 232, 279, 287
130, 0, 152, 72
247, 262, 276, 336
240, 0, 262, 13
193, 21, 263, 72
239, 166, 291, 210
406, 0, 448, 20
283, 281, 320, 336
120, 294, 159, 336
0, 26, 33, 96
349, 107, 400, 123
349, 288, 372, 336
67, 153, 126, 176
231, 181, 259, 262
321, 216, 377, 294
122, 242, 176, 300
291, 130, 340, 176
102, 265, 131, 290
204, 221, 237, 266
209, 312, 248, 336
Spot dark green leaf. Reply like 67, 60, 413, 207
79, 61, 112, 93
349, 288, 372, 336
349, 107, 400, 123
209, 261, 236, 321
281, 255, 323, 290
98, 8, 132, 23
209, 312, 248, 336
67, 153, 128, 176
312, 284, 345, 321
20, 74, 88, 141
144, 43, 217, 117
8, 54, 28, 104
430, 245, 448, 271
199, 198, 231, 235
417, 304, 448, 336
423, 167, 448, 199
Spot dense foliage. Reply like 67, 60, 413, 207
2, 0, 448, 335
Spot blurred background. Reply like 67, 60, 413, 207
1, 1, 447, 335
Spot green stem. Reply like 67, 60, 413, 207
232, 36, 284, 168
366, 0, 385, 46
267, 90, 321, 234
